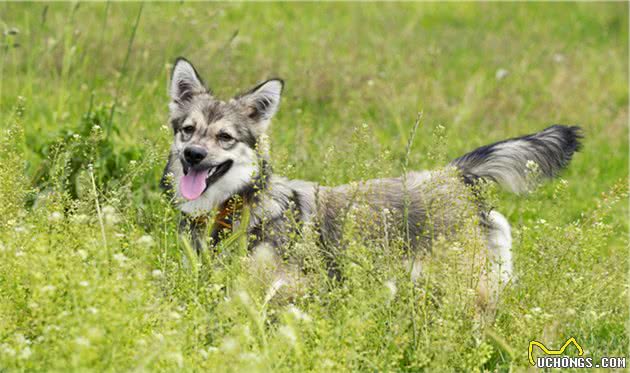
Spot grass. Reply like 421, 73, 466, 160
0, 2, 628, 371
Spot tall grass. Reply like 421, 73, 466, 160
0, 3, 627, 371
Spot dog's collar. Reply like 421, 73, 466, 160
189, 196, 245, 232
214, 196, 245, 231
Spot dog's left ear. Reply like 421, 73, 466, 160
238, 79, 284, 134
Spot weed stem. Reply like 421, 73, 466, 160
89, 164, 109, 265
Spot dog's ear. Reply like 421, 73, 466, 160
170, 57, 207, 103
238, 79, 284, 134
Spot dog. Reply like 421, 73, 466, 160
161, 57, 582, 310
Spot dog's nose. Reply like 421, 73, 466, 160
183, 146, 208, 166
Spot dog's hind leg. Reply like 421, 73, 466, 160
486, 210, 513, 286
480, 210, 513, 314
475, 210, 513, 324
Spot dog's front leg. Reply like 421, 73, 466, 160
178, 216, 208, 253
249, 242, 303, 305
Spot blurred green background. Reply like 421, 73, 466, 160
0, 2, 627, 371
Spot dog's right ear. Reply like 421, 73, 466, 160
169, 58, 207, 103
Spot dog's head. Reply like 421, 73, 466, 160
164, 58, 283, 214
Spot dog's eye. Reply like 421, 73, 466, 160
182, 125, 195, 135
217, 133, 234, 142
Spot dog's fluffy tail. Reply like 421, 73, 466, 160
450, 125, 583, 193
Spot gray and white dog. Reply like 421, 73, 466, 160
161, 58, 582, 307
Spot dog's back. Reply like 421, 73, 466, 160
313, 170, 476, 250
252, 125, 582, 310
282, 124, 582, 251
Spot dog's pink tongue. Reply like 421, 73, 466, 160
180, 169, 209, 200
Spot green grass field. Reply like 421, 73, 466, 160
0, 3, 628, 371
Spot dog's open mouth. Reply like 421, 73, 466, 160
180, 160, 233, 201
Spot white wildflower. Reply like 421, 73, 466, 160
152, 269, 163, 278
221, 337, 238, 353
105, 214, 120, 225
384, 280, 397, 299
43, 325, 61, 333
526, 160, 540, 173
113, 253, 128, 264
41, 285, 56, 294
287, 305, 312, 323
137, 235, 154, 247
77, 249, 88, 260
87, 307, 98, 314
79, 281, 89, 287
553, 53, 565, 63
72, 214, 89, 224
257, 133, 271, 155
19, 346, 32, 360
167, 352, 183, 368
531, 307, 542, 314
48, 211, 63, 222
279, 325, 297, 346
169, 311, 181, 320
1, 344, 16, 357
15, 334, 29, 345
102, 206, 119, 225
237, 290, 251, 305
75, 337, 90, 347
495, 68, 509, 80
240, 352, 260, 361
